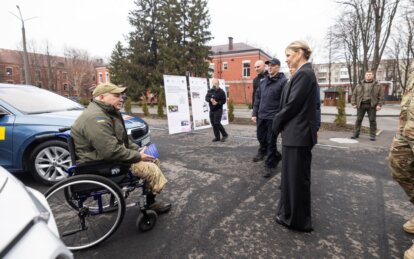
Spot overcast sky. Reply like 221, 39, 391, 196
1, 0, 339, 64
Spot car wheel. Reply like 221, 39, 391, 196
29, 140, 72, 185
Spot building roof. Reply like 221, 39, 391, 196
211, 42, 258, 53
0, 48, 104, 69
0, 48, 22, 64
211, 37, 271, 58
0, 48, 69, 68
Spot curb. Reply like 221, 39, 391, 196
321, 113, 399, 117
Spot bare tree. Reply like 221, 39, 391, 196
339, 0, 401, 75
332, 10, 363, 89
44, 42, 58, 91
387, 1, 414, 94
325, 27, 343, 88
64, 47, 96, 97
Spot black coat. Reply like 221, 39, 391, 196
272, 63, 318, 147
252, 72, 287, 120
252, 70, 268, 106
205, 87, 227, 112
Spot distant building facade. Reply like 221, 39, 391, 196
210, 37, 272, 105
0, 48, 101, 99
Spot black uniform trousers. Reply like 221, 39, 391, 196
277, 145, 313, 231
210, 109, 227, 140
257, 118, 281, 168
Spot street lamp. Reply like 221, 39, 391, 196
10, 5, 36, 85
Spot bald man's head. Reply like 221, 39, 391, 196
212, 78, 220, 89
254, 60, 266, 75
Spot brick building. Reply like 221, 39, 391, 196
210, 37, 272, 105
95, 65, 110, 85
0, 48, 99, 98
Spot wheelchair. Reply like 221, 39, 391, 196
45, 128, 158, 250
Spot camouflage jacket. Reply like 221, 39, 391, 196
399, 66, 414, 138
71, 100, 140, 164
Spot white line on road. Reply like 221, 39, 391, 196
316, 144, 349, 149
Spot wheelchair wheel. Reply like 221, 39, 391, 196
45, 174, 126, 250
136, 210, 157, 232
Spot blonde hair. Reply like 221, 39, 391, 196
286, 40, 312, 60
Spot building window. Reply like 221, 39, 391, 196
319, 65, 327, 72
63, 72, 67, 81
7, 80, 13, 84
6, 67, 13, 76
35, 70, 41, 81
99, 73, 103, 83
106, 72, 110, 83
36, 82, 42, 88
242, 61, 250, 78
223, 62, 228, 70
63, 83, 68, 91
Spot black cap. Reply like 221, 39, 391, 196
265, 58, 281, 66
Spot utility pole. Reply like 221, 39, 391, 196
10, 5, 34, 85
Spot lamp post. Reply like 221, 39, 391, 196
10, 5, 34, 85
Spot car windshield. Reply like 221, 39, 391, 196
0, 86, 84, 114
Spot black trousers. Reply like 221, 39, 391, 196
354, 102, 377, 136
257, 118, 281, 168
277, 146, 313, 231
210, 109, 227, 139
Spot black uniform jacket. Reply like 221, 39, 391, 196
272, 63, 318, 147
205, 87, 227, 112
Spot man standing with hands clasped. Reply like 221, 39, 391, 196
252, 58, 287, 178
351, 70, 384, 141
206, 78, 229, 142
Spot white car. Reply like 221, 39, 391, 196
0, 166, 73, 259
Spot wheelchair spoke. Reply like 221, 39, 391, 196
45, 175, 126, 250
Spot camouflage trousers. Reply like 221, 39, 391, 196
389, 134, 414, 205
131, 159, 167, 194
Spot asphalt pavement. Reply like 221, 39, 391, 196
18, 104, 409, 259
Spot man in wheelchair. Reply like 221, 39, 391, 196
70, 82, 172, 214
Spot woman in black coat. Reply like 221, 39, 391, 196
272, 40, 318, 232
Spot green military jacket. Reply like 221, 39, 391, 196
71, 100, 140, 164
351, 80, 385, 108
399, 67, 414, 138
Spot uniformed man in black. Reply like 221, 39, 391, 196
205, 78, 229, 142
252, 58, 287, 177
252, 60, 268, 162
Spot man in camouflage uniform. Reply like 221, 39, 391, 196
389, 63, 414, 259
71, 83, 171, 214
